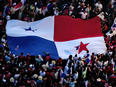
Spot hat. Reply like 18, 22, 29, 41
33, 74, 38, 78
38, 76, 42, 80
10, 77, 14, 82
97, 78, 101, 82
52, 60, 56, 64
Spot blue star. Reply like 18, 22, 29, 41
24, 27, 38, 32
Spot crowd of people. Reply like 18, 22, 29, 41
0, 0, 116, 87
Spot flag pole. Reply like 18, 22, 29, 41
17, 45, 19, 56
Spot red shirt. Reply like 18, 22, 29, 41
57, 58, 62, 64
0, 74, 2, 82
45, 56, 50, 61
4, 73, 11, 81
105, 37, 109, 43
19, 55, 25, 62
25, 56, 31, 65
64, 10, 68, 15
109, 75, 116, 82
104, 25, 108, 30
46, 72, 53, 81
101, 80, 106, 86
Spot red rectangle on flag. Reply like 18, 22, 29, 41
54, 16, 103, 42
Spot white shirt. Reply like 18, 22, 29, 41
14, 74, 20, 79
73, 56, 78, 63
39, 70, 46, 77
49, 63, 53, 70
69, 5, 74, 11
64, 66, 69, 75
98, 13, 104, 20
54, 10, 59, 16
73, 72, 78, 80
80, 12, 87, 19
95, 3, 103, 11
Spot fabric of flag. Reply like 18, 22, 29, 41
6, 16, 106, 59
14, 0, 25, 11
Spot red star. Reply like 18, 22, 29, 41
78, 42, 89, 54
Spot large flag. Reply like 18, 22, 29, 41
6, 16, 106, 59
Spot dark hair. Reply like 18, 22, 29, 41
87, 50, 89, 53
21, 52, 23, 55
72, 78, 74, 82
75, 54, 77, 57
110, 30, 113, 33
69, 55, 72, 60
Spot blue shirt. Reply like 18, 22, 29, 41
47, 3, 52, 10
37, 80, 43, 87
5, 55, 10, 62
0, 44, 4, 48
37, 2, 43, 8
69, 81, 76, 87
5, 6, 10, 14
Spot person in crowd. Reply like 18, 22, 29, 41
42, 1, 54, 16
35, 0, 43, 15
18, 9, 23, 20
29, 10, 35, 22
85, 3, 91, 19
95, 1, 103, 12
79, 10, 88, 20
92, 6, 100, 17
69, 78, 76, 87
22, 6, 29, 20
37, 76, 43, 87
69, 3, 74, 16
30, 4, 35, 12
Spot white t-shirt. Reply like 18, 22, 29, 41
80, 12, 87, 19
39, 70, 46, 77
95, 3, 103, 11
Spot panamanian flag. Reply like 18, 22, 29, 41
6, 16, 106, 59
